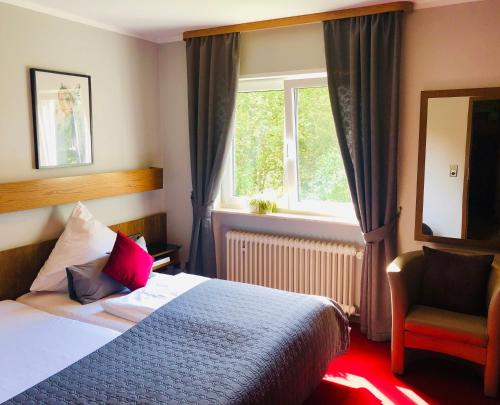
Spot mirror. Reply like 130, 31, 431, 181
416, 87, 500, 249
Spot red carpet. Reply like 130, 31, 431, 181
306, 325, 500, 405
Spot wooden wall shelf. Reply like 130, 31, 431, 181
0, 167, 163, 214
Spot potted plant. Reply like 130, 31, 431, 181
249, 198, 277, 214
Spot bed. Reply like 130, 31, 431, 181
0, 212, 349, 404
0, 300, 119, 403
7, 278, 348, 404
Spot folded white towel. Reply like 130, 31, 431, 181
101, 272, 208, 322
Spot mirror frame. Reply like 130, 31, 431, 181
415, 87, 500, 251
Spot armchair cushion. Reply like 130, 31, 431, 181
420, 247, 493, 316
406, 305, 487, 347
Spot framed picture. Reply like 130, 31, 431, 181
30, 68, 93, 169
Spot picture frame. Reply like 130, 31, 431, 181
30, 68, 93, 169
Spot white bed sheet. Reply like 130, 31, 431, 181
17, 289, 134, 333
17, 273, 207, 331
101, 272, 208, 322
0, 300, 119, 403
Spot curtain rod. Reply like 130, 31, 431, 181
183, 1, 413, 40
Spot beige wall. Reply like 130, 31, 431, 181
399, 0, 500, 253
158, 41, 192, 262
422, 97, 470, 238
4, 0, 499, 262
240, 23, 326, 76
0, 2, 163, 251
159, 0, 500, 268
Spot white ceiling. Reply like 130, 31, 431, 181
0, 0, 483, 43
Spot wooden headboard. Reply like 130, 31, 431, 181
0, 213, 166, 301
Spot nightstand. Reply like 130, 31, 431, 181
147, 243, 181, 274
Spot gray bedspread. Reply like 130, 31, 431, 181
6, 279, 349, 405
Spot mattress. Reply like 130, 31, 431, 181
0, 300, 119, 403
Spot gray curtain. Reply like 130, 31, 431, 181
323, 12, 402, 341
186, 33, 240, 277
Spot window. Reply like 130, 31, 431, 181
220, 75, 354, 218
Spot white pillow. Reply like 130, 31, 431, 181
30, 202, 117, 292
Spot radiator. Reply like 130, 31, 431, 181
225, 230, 361, 315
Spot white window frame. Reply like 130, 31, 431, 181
220, 77, 285, 210
220, 74, 355, 220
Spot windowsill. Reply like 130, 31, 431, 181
212, 207, 360, 227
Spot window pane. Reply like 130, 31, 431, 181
296, 86, 351, 203
233, 90, 284, 197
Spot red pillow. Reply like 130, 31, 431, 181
102, 231, 154, 291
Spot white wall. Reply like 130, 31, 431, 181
422, 97, 470, 238
0, 2, 163, 251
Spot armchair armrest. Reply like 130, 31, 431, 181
387, 251, 425, 374
487, 261, 500, 321
387, 251, 425, 317
485, 260, 500, 397
487, 261, 500, 349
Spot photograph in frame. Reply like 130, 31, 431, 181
30, 68, 93, 169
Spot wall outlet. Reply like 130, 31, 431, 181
450, 164, 458, 177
